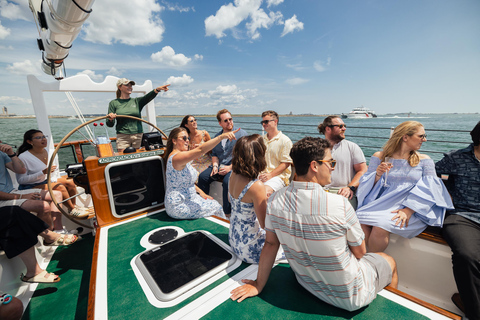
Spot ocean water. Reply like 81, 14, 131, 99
1, 113, 479, 166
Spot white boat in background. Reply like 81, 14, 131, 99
344, 106, 378, 119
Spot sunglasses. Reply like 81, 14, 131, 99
316, 159, 337, 169
260, 119, 275, 125
180, 136, 190, 141
328, 124, 347, 129
32, 135, 48, 140
189, 119, 196, 123
418, 134, 427, 139
223, 118, 233, 123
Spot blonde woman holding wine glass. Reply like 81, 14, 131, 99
356, 121, 453, 252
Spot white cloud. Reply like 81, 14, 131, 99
163, 2, 194, 12
0, 0, 31, 21
6, 60, 41, 75
285, 77, 309, 85
76, 69, 104, 82
246, 9, 282, 40
266, 0, 283, 8
0, 95, 31, 104
0, 20, 10, 39
166, 74, 194, 86
313, 57, 331, 72
194, 54, 203, 61
106, 67, 122, 77
281, 14, 304, 37
151, 46, 191, 67
83, 0, 165, 45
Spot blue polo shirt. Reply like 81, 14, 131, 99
0, 152, 14, 193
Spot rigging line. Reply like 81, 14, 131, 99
64, 91, 95, 141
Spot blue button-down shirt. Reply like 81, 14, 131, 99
211, 126, 247, 166
435, 144, 480, 224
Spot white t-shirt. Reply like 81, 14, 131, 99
327, 139, 366, 188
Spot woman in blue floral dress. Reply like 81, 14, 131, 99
163, 127, 238, 220
356, 121, 453, 252
228, 135, 268, 263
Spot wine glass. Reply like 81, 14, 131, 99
383, 157, 394, 187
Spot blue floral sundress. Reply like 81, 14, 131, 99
228, 179, 266, 263
165, 154, 225, 219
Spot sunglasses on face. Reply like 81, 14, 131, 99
316, 159, 337, 169
328, 124, 346, 129
180, 136, 190, 141
260, 119, 275, 125
32, 135, 48, 140
189, 119, 196, 123
223, 118, 233, 123
418, 134, 427, 139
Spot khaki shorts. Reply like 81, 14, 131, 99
362, 253, 393, 293
116, 133, 143, 150
0, 189, 38, 208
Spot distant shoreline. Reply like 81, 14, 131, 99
0, 112, 478, 120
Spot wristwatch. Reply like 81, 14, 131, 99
348, 186, 357, 193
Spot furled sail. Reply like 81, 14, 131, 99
28, 0, 95, 78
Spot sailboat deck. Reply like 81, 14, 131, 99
88, 210, 452, 319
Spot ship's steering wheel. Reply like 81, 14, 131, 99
46, 115, 167, 228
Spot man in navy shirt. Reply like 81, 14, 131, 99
197, 109, 247, 215
435, 121, 480, 319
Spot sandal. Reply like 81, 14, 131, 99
44, 234, 78, 246
68, 206, 90, 219
21, 270, 60, 283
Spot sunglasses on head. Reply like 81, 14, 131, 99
328, 124, 346, 129
223, 118, 233, 123
316, 159, 337, 169
260, 119, 275, 125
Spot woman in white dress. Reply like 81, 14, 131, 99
16, 129, 89, 219
180, 115, 212, 174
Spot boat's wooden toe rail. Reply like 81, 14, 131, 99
417, 226, 447, 245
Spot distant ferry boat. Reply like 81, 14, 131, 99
342, 106, 378, 119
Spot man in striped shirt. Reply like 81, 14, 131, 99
231, 137, 398, 311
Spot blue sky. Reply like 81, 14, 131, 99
0, 0, 479, 116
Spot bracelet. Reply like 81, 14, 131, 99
8, 153, 16, 158
375, 173, 382, 177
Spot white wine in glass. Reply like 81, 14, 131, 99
383, 157, 394, 187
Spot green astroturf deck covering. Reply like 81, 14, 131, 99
22, 233, 94, 320
106, 212, 249, 319
206, 264, 429, 320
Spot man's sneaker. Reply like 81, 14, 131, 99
54, 228, 79, 235
68, 206, 90, 219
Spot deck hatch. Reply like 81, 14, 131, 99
135, 231, 236, 302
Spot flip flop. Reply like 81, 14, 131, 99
21, 270, 60, 283
44, 234, 79, 246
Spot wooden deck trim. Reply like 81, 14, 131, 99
385, 286, 461, 320
87, 227, 101, 320
417, 226, 447, 245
